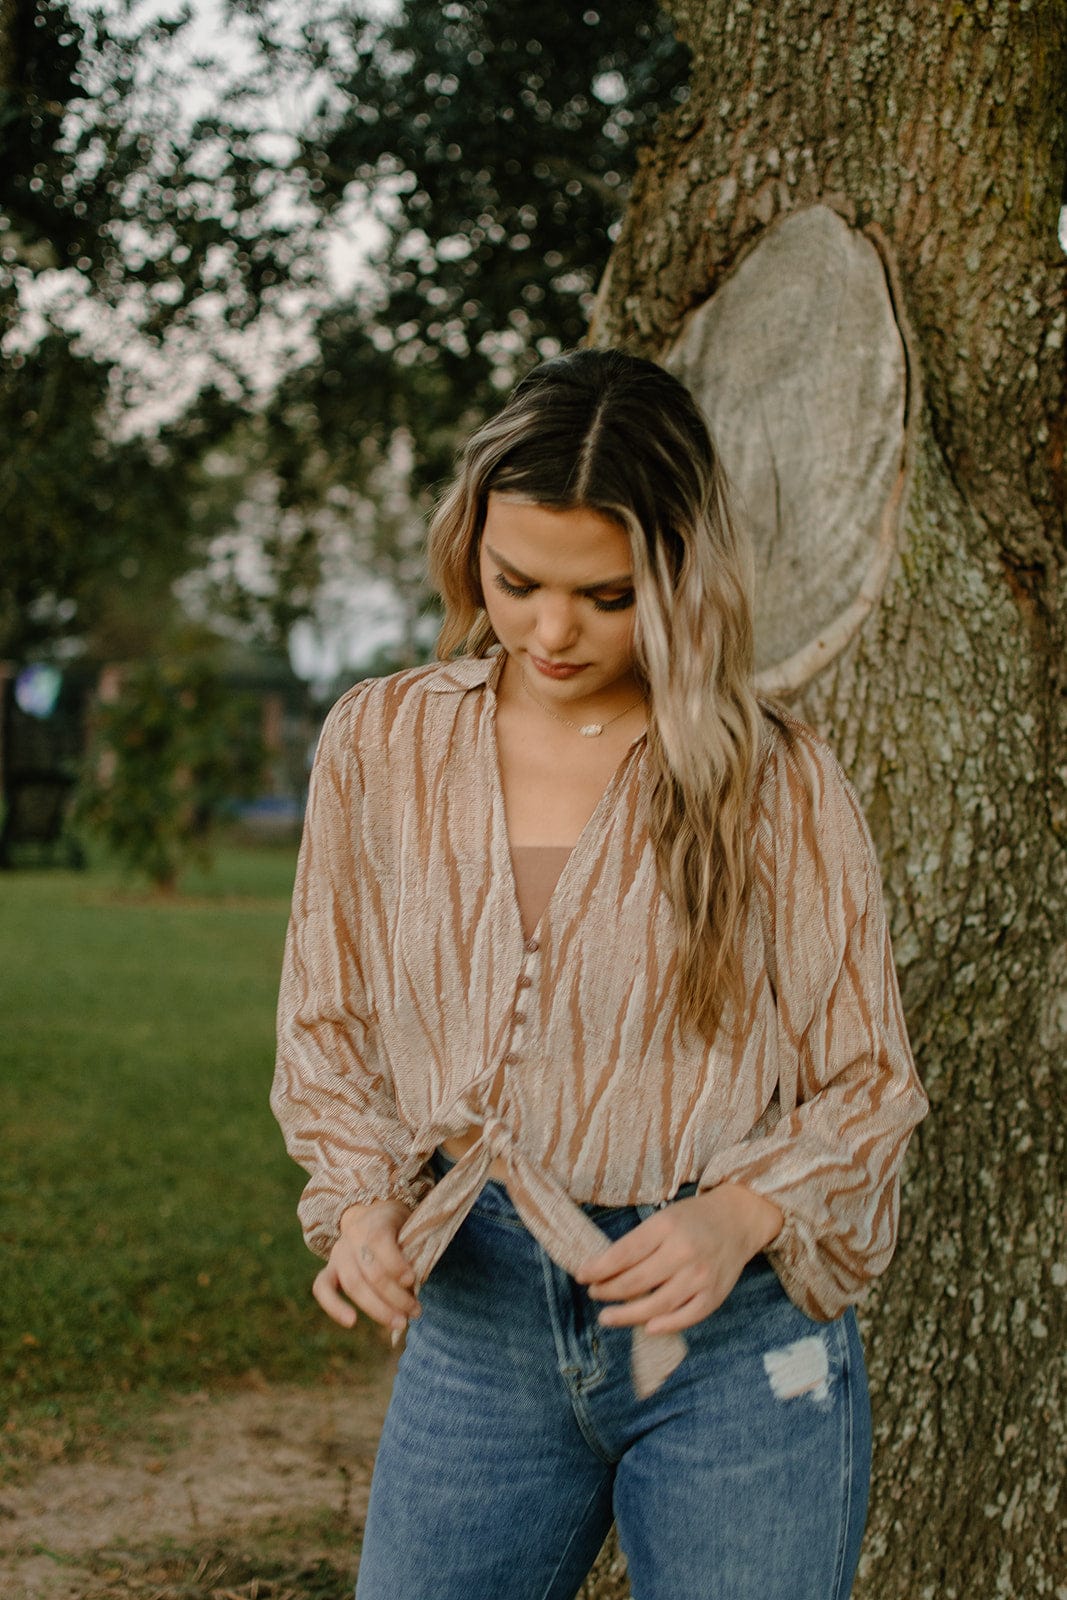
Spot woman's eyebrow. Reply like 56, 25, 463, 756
484, 544, 633, 593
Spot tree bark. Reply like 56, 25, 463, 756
580, 3, 1067, 1596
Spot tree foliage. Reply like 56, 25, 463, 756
0, 0, 301, 324
1, 0, 688, 664
269, 0, 690, 496
0, 0, 307, 659
76, 655, 265, 890
0, 336, 252, 659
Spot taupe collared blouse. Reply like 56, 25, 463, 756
271, 654, 928, 1395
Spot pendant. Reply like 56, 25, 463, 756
579, 724, 604, 737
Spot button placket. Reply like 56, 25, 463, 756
501, 942, 539, 1074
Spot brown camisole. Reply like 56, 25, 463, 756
510, 845, 572, 940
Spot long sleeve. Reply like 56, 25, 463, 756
698, 725, 929, 1320
271, 688, 430, 1259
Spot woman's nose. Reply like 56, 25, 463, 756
533, 595, 579, 652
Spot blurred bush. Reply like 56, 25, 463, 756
76, 657, 265, 891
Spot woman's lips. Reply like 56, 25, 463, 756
530, 656, 588, 679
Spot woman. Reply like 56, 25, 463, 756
272, 348, 928, 1600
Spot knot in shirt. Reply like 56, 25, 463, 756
480, 1114, 515, 1163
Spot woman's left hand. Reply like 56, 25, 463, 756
575, 1185, 784, 1335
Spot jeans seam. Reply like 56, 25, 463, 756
537, 1476, 613, 1600
538, 1248, 614, 1464
564, 1385, 615, 1466
572, 1346, 607, 1393
563, 1395, 614, 1465
539, 1244, 572, 1371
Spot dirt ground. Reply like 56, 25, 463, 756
0, 1366, 398, 1600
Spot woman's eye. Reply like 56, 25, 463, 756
492, 572, 633, 611
494, 572, 535, 598
591, 592, 635, 613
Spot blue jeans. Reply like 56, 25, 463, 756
355, 1154, 871, 1600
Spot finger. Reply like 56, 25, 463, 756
356, 1279, 418, 1332
362, 1227, 416, 1288
575, 1219, 664, 1285
339, 1229, 419, 1313
646, 1293, 715, 1335
585, 1249, 676, 1303
334, 1266, 417, 1333
657, 1261, 743, 1329
312, 1267, 358, 1329
596, 1278, 696, 1329
339, 1255, 421, 1322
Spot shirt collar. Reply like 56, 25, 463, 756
424, 652, 506, 695
425, 652, 647, 757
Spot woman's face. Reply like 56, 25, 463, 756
478, 493, 641, 708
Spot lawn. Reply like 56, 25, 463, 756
0, 842, 388, 1430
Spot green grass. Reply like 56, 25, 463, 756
0, 841, 389, 1424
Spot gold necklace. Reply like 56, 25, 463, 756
519, 668, 645, 737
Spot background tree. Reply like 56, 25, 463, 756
0, 0, 306, 661
255, 0, 690, 661
579, 2, 1066, 1597
282, 0, 689, 486
2, 0, 690, 667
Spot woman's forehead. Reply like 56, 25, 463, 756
482, 495, 632, 580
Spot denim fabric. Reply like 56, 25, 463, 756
355, 1153, 871, 1600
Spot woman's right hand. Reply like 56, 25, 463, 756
312, 1199, 421, 1333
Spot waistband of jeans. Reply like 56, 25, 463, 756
428, 1146, 776, 1280
432, 1145, 699, 1221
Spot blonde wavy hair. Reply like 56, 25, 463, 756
427, 348, 767, 1042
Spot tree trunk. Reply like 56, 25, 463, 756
580, 3, 1067, 1597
